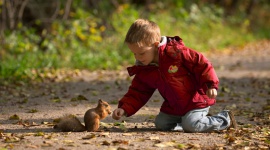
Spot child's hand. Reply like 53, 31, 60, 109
207, 88, 217, 99
112, 108, 126, 120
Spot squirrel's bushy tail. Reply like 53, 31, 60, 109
54, 114, 86, 132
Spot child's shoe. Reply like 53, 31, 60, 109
227, 110, 237, 129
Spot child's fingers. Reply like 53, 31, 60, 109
207, 89, 217, 98
112, 113, 120, 120
112, 109, 122, 120
116, 111, 121, 117
119, 109, 124, 116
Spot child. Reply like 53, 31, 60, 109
112, 19, 237, 132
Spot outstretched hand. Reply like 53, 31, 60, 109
112, 108, 126, 120
207, 88, 217, 99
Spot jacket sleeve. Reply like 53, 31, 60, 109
181, 47, 219, 93
118, 74, 156, 117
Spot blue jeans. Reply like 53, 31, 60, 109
154, 107, 231, 132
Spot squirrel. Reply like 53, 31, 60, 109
53, 99, 111, 132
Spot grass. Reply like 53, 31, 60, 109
0, 3, 269, 82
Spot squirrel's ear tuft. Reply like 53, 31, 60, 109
98, 99, 103, 103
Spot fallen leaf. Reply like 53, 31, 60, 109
119, 124, 128, 132
9, 114, 20, 120
63, 140, 74, 145
112, 140, 129, 145
148, 136, 159, 140
41, 121, 55, 126
77, 95, 88, 100
43, 141, 53, 145
25, 144, 39, 148
100, 122, 110, 128
99, 132, 110, 137
35, 132, 44, 136
101, 140, 110, 146
187, 143, 201, 149
154, 141, 176, 148
3, 137, 20, 143
82, 141, 92, 144
27, 109, 38, 113
122, 133, 133, 136
24, 133, 35, 136
82, 134, 96, 140
176, 143, 186, 149
114, 122, 122, 126
114, 121, 128, 132
41, 143, 53, 147
51, 96, 61, 103
23, 121, 39, 127
70, 95, 88, 101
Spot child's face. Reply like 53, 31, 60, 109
128, 43, 158, 66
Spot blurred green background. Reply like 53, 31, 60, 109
0, 0, 269, 82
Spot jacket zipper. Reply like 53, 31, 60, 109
158, 68, 179, 112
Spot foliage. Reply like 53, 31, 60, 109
0, 1, 269, 81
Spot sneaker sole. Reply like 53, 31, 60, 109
228, 111, 237, 129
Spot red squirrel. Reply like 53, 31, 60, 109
54, 99, 111, 132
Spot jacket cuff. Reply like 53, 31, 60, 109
118, 104, 133, 117
202, 82, 218, 93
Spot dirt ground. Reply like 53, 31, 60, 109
1, 41, 270, 150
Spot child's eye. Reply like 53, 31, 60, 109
139, 53, 145, 56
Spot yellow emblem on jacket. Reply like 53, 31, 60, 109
168, 65, 178, 73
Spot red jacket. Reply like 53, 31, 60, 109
118, 36, 219, 116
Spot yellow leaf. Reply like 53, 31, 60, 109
35, 132, 44, 136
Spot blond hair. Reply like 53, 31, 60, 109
124, 19, 161, 47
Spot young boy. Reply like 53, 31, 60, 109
112, 19, 237, 132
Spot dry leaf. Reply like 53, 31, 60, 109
148, 136, 159, 140
70, 95, 88, 101
101, 140, 110, 146
154, 141, 176, 148
25, 144, 39, 148
82, 134, 96, 140
35, 132, 44, 136
9, 114, 20, 120
82, 141, 92, 144
43, 141, 53, 145
112, 140, 129, 145
122, 133, 133, 136
99, 132, 110, 137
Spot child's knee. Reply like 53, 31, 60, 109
154, 118, 172, 131
154, 112, 180, 131
182, 121, 200, 133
